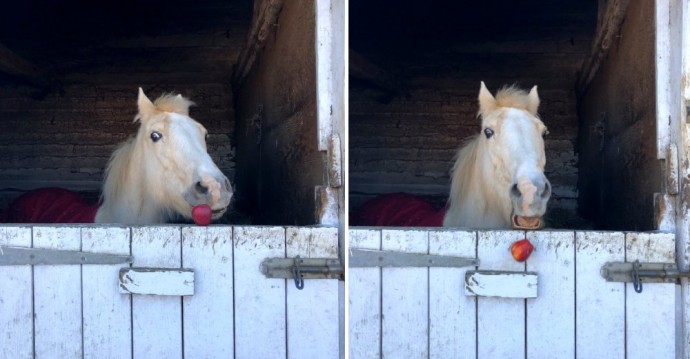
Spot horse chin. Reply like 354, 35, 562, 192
511, 215, 543, 230
211, 207, 227, 220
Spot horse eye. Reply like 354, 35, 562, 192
484, 128, 494, 139
150, 131, 162, 142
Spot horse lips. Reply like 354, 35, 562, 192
192, 204, 213, 226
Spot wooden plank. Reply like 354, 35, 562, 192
381, 229, 428, 358
679, 2, 690, 357
526, 231, 575, 358
131, 226, 182, 359
428, 230, 476, 359
465, 271, 538, 298
348, 228, 382, 359
119, 267, 194, 295
33, 226, 82, 358
234, 226, 286, 359
81, 227, 131, 359
182, 226, 234, 358
476, 230, 526, 359
0, 226, 33, 359
286, 227, 339, 358
575, 231, 625, 359
0, 42, 49, 88
625, 232, 676, 359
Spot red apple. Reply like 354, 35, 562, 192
192, 204, 212, 226
510, 238, 534, 262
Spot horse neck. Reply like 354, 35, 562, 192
446, 137, 512, 228
97, 138, 167, 224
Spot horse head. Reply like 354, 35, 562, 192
95, 88, 233, 224
444, 82, 551, 229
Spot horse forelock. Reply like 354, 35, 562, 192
153, 93, 195, 116
493, 86, 537, 115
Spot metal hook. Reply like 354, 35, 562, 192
632, 260, 643, 293
293, 255, 304, 290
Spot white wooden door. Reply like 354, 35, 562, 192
0, 224, 341, 359
348, 228, 676, 358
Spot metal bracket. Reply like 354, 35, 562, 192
260, 256, 343, 290
601, 261, 681, 293
0, 245, 133, 266
349, 249, 478, 268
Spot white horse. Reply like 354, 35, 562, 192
443, 82, 551, 229
1, 89, 232, 224
94, 88, 233, 224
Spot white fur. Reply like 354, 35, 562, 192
443, 82, 549, 229
94, 88, 232, 224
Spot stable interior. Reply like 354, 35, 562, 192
349, 0, 661, 230
0, 0, 325, 225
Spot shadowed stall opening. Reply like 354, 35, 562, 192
350, 0, 662, 231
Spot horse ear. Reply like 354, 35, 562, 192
137, 88, 156, 121
478, 81, 496, 117
527, 85, 540, 114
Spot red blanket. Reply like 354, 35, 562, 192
352, 193, 446, 227
1, 188, 98, 223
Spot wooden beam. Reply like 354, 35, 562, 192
232, 0, 285, 89
349, 49, 400, 94
0, 43, 50, 88
576, 0, 631, 96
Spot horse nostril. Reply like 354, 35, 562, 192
195, 181, 208, 195
510, 183, 521, 198
542, 181, 552, 199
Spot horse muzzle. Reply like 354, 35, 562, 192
509, 175, 551, 229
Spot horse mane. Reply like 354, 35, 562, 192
100, 138, 136, 207
100, 92, 193, 220
490, 85, 537, 115
448, 135, 481, 207
447, 134, 504, 211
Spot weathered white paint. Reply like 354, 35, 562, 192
119, 267, 194, 296
234, 226, 287, 359
348, 228, 381, 359
0, 224, 341, 358
575, 231, 625, 358
131, 226, 182, 359
81, 226, 131, 359
0, 226, 33, 359
656, 0, 673, 159
477, 230, 526, 358
526, 230, 575, 358
381, 229, 428, 358
428, 230, 476, 359
286, 227, 339, 358
625, 232, 676, 359
181, 226, 234, 358
465, 271, 538, 298
315, 0, 345, 234
677, 1, 690, 357
349, 229, 678, 358
33, 226, 82, 358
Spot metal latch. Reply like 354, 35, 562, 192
0, 245, 133, 266
601, 260, 685, 293
260, 256, 343, 290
